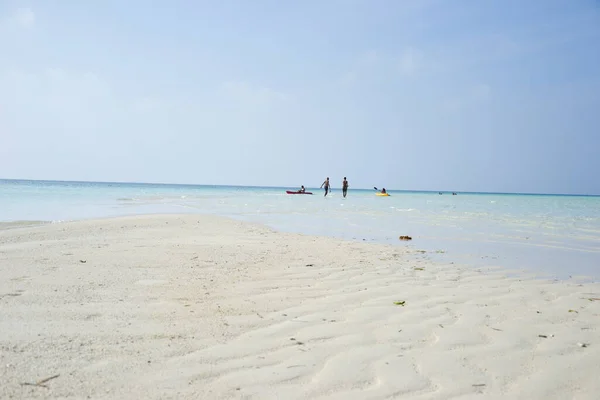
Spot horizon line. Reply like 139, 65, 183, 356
1, 177, 598, 198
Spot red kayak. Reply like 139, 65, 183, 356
286, 190, 313, 195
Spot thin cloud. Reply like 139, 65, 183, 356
339, 71, 357, 86
338, 48, 422, 86
471, 83, 491, 100
13, 8, 35, 29
132, 97, 163, 113
219, 81, 288, 105
398, 47, 420, 76
337, 50, 380, 86
0, 67, 114, 115
359, 50, 379, 66
441, 83, 492, 113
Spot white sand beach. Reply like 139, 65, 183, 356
1, 214, 599, 399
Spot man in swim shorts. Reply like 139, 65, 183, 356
342, 177, 348, 198
320, 177, 330, 197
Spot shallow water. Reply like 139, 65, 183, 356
1, 179, 599, 280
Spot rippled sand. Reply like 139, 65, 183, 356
1, 215, 599, 399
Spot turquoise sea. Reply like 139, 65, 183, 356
1, 179, 599, 281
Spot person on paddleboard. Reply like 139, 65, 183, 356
342, 177, 348, 198
320, 177, 331, 197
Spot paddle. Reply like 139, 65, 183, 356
374, 186, 389, 195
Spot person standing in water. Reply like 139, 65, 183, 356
320, 177, 331, 197
342, 177, 349, 198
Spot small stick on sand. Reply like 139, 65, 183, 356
20, 374, 60, 389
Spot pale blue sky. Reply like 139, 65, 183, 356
1, 1, 599, 194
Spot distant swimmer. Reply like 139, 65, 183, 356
320, 177, 331, 197
342, 177, 349, 198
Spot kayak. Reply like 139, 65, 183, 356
376, 193, 390, 196
286, 191, 313, 195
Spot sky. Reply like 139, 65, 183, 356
1, 0, 599, 194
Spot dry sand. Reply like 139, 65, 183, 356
1, 214, 599, 399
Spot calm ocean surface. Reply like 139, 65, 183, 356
1, 179, 599, 281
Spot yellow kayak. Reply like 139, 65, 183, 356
376, 193, 390, 196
